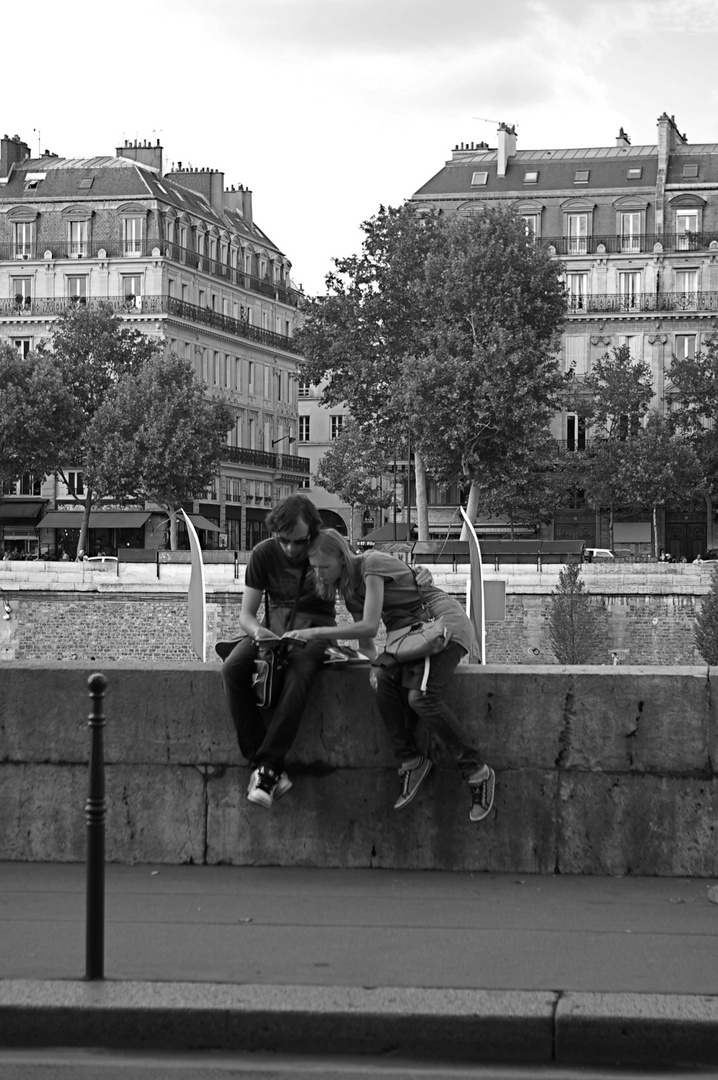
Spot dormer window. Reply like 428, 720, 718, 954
682, 164, 699, 179
626, 167, 643, 180
471, 171, 488, 186
574, 170, 589, 184
523, 171, 539, 184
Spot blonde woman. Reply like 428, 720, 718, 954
284, 529, 495, 822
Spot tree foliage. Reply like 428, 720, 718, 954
548, 563, 603, 664
667, 338, 718, 487
313, 419, 393, 540
0, 343, 74, 485
295, 204, 567, 537
86, 351, 235, 548
694, 564, 718, 664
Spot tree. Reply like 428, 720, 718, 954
695, 564, 718, 664
548, 563, 603, 664
313, 419, 393, 542
31, 305, 159, 557
86, 351, 235, 549
667, 338, 718, 546
296, 204, 567, 539
0, 343, 74, 487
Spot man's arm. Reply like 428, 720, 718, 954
239, 586, 280, 642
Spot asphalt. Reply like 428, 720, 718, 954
1, 862, 718, 1070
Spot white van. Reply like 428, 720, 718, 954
584, 548, 615, 561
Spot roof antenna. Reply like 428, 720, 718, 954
473, 116, 518, 129
33, 128, 41, 156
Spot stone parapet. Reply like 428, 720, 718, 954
1, 662, 716, 876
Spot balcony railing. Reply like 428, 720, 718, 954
566, 291, 718, 314
221, 445, 310, 473
541, 232, 718, 256
0, 239, 302, 307
0, 294, 303, 354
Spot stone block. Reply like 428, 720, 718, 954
0, 763, 87, 860
205, 766, 556, 873
557, 773, 718, 876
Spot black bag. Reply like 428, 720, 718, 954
251, 565, 307, 709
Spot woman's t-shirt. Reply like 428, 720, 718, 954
346, 550, 476, 653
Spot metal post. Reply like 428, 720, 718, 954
85, 672, 107, 980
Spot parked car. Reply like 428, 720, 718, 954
584, 548, 615, 562
85, 555, 118, 564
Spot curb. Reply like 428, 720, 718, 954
1, 981, 717, 1067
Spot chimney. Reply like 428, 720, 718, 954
496, 123, 517, 178
168, 165, 225, 212
241, 187, 253, 225
116, 137, 163, 174
616, 127, 631, 147
0, 134, 31, 179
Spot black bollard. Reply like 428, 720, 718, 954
85, 672, 107, 980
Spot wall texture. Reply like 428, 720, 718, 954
1, 662, 716, 877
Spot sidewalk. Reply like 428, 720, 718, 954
2, 862, 718, 1068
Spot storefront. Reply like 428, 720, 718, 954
0, 499, 47, 557
37, 510, 151, 558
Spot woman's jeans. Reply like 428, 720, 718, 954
222, 635, 330, 772
374, 641, 481, 779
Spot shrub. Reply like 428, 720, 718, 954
695, 565, 718, 664
548, 563, 602, 664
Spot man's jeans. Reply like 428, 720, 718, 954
222, 635, 329, 771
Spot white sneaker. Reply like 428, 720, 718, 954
247, 766, 279, 808
274, 772, 292, 801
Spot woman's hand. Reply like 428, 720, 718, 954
253, 627, 280, 643
283, 628, 316, 642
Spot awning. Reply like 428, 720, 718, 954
39, 511, 151, 529
188, 514, 221, 533
0, 500, 47, 524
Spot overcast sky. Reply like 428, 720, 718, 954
4, 0, 718, 294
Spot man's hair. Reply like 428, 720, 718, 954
266, 494, 323, 538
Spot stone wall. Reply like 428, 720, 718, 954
1, 662, 716, 876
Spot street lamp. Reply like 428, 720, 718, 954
271, 436, 296, 448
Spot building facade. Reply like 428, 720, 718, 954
0, 133, 309, 556
409, 113, 718, 558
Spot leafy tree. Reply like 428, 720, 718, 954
667, 338, 718, 542
86, 351, 235, 549
548, 563, 603, 664
0, 343, 74, 487
694, 564, 718, 664
296, 204, 567, 539
614, 413, 703, 557
29, 304, 159, 557
313, 418, 393, 541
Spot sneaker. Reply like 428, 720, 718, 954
247, 766, 279, 809
394, 755, 432, 810
468, 765, 495, 822
274, 772, 292, 801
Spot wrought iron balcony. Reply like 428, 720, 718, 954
566, 291, 718, 314
221, 445, 310, 473
541, 232, 718, 256
0, 294, 303, 354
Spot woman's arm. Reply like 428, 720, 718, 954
285, 574, 385, 644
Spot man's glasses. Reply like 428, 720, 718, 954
276, 534, 311, 548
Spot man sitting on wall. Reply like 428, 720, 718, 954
220, 494, 336, 809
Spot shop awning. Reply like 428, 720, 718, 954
0, 500, 47, 523
39, 511, 151, 529
188, 514, 221, 533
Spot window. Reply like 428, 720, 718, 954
248, 361, 255, 394
66, 471, 85, 496
564, 336, 588, 375
225, 355, 232, 389
12, 278, 32, 310
67, 275, 88, 302
618, 271, 641, 310
566, 413, 586, 452
523, 170, 538, 184
674, 334, 696, 361
675, 269, 698, 309
13, 221, 34, 259
617, 334, 642, 361
626, 167, 643, 180
682, 164, 699, 179
299, 416, 310, 441
263, 364, 272, 399
68, 219, 88, 257
331, 414, 345, 440
298, 381, 310, 398
298, 477, 311, 490
123, 216, 143, 256
567, 213, 588, 254
566, 272, 588, 312
619, 211, 641, 253
122, 274, 142, 309
471, 171, 488, 186
214, 351, 221, 386
13, 339, 31, 358
78, 177, 94, 190
522, 213, 539, 239
574, 170, 589, 184
676, 209, 698, 249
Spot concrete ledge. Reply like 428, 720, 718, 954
1, 980, 717, 1067
2, 662, 718, 874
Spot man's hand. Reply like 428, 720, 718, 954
415, 566, 434, 588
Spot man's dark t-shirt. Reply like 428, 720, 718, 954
245, 538, 335, 634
